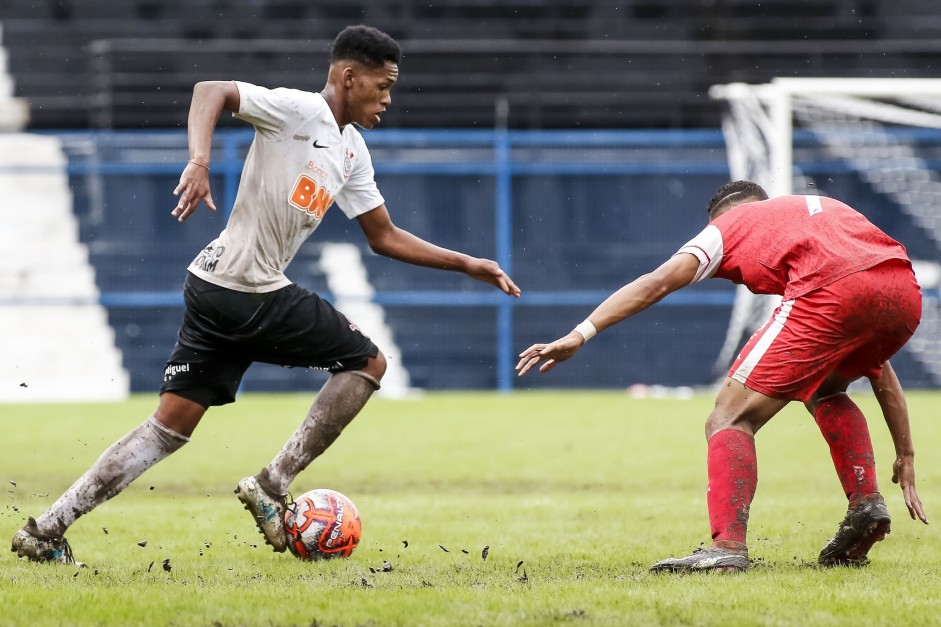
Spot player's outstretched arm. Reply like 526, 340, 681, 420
357, 205, 520, 297
516, 253, 699, 376
871, 361, 929, 524
171, 81, 240, 222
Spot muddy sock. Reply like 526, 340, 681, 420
261, 371, 379, 497
707, 428, 757, 547
34, 416, 189, 538
813, 393, 878, 502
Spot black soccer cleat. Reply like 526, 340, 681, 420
818, 492, 891, 567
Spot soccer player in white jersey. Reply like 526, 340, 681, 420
12, 25, 520, 564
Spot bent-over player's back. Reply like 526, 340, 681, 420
711, 195, 909, 300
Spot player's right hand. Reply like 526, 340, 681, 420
172, 161, 217, 222
515, 332, 585, 376
465, 258, 520, 297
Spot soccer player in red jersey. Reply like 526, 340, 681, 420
517, 180, 928, 572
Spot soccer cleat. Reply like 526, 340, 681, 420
818, 492, 891, 567
11, 517, 79, 565
235, 475, 287, 553
649, 545, 749, 573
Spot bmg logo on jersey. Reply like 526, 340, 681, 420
289, 174, 334, 219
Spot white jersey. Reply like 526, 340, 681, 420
188, 81, 385, 292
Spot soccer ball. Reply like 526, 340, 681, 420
283, 488, 362, 560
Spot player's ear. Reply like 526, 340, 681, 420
341, 65, 356, 88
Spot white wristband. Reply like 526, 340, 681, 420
573, 319, 597, 342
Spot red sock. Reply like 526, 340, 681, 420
707, 428, 757, 547
813, 394, 879, 502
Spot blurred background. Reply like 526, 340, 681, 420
0, 0, 939, 401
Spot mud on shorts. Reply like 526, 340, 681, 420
728, 258, 922, 402
160, 273, 379, 407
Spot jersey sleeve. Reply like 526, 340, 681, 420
334, 132, 385, 219
233, 81, 309, 140
674, 224, 724, 283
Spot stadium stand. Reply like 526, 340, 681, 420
4, 0, 941, 129
46, 129, 941, 392
1, 1, 939, 394
0, 22, 27, 129
0, 132, 129, 401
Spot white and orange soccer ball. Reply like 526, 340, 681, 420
283, 489, 362, 560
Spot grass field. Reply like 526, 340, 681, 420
2, 390, 939, 626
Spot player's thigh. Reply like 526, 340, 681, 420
728, 298, 830, 402
708, 377, 789, 437
250, 283, 379, 374
160, 342, 251, 408
830, 260, 921, 379
729, 296, 860, 402
730, 261, 920, 402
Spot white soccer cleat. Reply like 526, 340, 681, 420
11, 517, 80, 565
235, 476, 288, 553
649, 545, 748, 573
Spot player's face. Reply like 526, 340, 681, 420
348, 61, 398, 129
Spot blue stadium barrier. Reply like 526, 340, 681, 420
10, 129, 939, 392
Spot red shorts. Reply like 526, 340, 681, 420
729, 259, 922, 402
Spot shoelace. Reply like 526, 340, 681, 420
53, 537, 77, 565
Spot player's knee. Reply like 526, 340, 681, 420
363, 351, 387, 382
804, 395, 825, 415
807, 374, 853, 413
705, 411, 728, 438
805, 389, 849, 416
705, 410, 759, 439
154, 392, 206, 438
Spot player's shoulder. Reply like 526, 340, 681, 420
275, 86, 325, 108
240, 82, 323, 108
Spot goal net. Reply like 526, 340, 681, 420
709, 78, 941, 385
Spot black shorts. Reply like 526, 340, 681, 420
160, 273, 379, 407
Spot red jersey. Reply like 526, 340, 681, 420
678, 195, 909, 300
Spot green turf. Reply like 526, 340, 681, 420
2, 391, 939, 626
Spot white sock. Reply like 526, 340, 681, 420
35, 416, 189, 537
262, 371, 378, 496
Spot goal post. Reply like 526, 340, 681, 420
709, 77, 941, 384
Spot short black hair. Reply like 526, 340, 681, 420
706, 180, 769, 218
330, 25, 402, 68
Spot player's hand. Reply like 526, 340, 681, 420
516, 332, 584, 376
466, 258, 520, 297
892, 454, 928, 524
171, 161, 217, 222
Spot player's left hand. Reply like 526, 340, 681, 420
467, 258, 520, 297
892, 454, 929, 524
516, 332, 585, 376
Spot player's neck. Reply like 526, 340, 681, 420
319, 85, 349, 130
